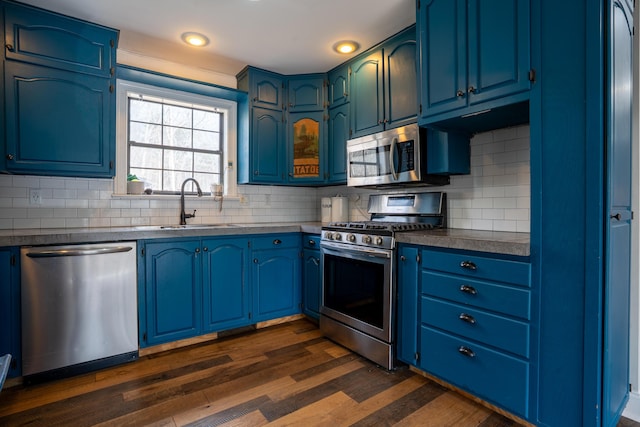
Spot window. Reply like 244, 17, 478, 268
115, 79, 237, 196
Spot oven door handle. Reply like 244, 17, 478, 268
321, 241, 391, 259
389, 136, 398, 181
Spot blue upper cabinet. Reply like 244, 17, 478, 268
288, 75, 325, 112
328, 64, 350, 108
287, 110, 326, 184
251, 106, 285, 182
382, 29, 418, 130
417, 0, 531, 132
350, 26, 418, 139
249, 69, 284, 110
350, 49, 385, 138
327, 103, 349, 183
2, 1, 118, 178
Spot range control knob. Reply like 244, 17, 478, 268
362, 235, 372, 244
347, 233, 356, 242
324, 231, 333, 240
333, 233, 342, 241
374, 236, 384, 246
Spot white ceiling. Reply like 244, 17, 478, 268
17, 0, 416, 76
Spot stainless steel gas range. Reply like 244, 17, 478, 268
319, 191, 446, 370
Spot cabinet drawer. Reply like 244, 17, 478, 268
422, 249, 531, 287
420, 326, 529, 418
421, 296, 529, 357
302, 234, 320, 250
421, 270, 530, 319
4, 3, 116, 77
251, 234, 300, 250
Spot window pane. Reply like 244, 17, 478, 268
164, 149, 193, 172
130, 146, 162, 169
130, 122, 161, 145
193, 110, 220, 131
166, 171, 195, 193
194, 152, 219, 173
193, 130, 219, 150
164, 127, 192, 148
130, 99, 162, 124
163, 104, 192, 128
130, 168, 161, 191
194, 172, 220, 190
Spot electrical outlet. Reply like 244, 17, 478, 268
29, 189, 42, 205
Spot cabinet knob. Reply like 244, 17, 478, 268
252, 97, 258, 102
253, 258, 258, 263
195, 248, 201, 253
458, 346, 476, 358
254, 170, 259, 175
468, 86, 477, 94
400, 255, 406, 262
6, 154, 14, 161
5, 44, 14, 52
343, 92, 349, 97
273, 239, 282, 245
456, 90, 465, 97
459, 284, 478, 295
308, 240, 316, 246
203, 247, 208, 252
460, 260, 477, 270
289, 103, 294, 107
458, 313, 476, 324
610, 213, 622, 220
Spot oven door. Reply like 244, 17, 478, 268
320, 241, 394, 343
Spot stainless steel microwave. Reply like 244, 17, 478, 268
346, 124, 450, 187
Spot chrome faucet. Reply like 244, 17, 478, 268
179, 178, 203, 225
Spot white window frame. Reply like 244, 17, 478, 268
115, 79, 238, 197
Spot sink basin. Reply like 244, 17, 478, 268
159, 224, 241, 230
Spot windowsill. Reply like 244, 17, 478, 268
111, 193, 240, 201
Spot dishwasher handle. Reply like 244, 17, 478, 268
25, 246, 133, 258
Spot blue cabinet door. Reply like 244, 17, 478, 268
251, 236, 301, 322
249, 69, 284, 110
328, 103, 349, 183
467, 0, 531, 106
0, 248, 20, 377
202, 237, 250, 333
302, 236, 321, 319
4, 2, 116, 77
288, 75, 325, 112
383, 29, 418, 129
4, 61, 114, 177
417, 0, 467, 119
328, 64, 349, 108
603, 1, 633, 425
142, 240, 202, 346
250, 107, 285, 183
397, 245, 419, 366
350, 50, 384, 138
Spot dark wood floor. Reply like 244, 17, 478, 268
0, 319, 637, 427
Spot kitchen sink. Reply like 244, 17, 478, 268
159, 224, 242, 229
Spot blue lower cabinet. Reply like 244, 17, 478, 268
302, 234, 321, 319
251, 234, 301, 322
202, 237, 250, 332
420, 326, 529, 418
139, 239, 202, 347
0, 248, 20, 377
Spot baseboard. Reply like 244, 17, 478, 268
623, 392, 640, 422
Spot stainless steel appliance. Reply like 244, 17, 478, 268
320, 192, 446, 369
21, 242, 138, 383
346, 123, 450, 187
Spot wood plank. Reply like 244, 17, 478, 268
263, 391, 356, 426
394, 391, 492, 427
216, 409, 269, 427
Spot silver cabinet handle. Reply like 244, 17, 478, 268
459, 313, 476, 324
460, 260, 477, 270
459, 284, 478, 295
458, 346, 475, 358
26, 246, 132, 258
389, 136, 398, 180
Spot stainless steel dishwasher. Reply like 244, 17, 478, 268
21, 242, 138, 383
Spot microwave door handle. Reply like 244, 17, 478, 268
389, 137, 398, 180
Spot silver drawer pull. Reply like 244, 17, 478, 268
459, 284, 478, 295
308, 239, 316, 246
458, 346, 476, 358
459, 313, 476, 324
273, 239, 282, 245
460, 260, 477, 270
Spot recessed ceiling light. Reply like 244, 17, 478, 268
333, 40, 360, 54
181, 32, 210, 47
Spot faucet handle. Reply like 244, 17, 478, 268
185, 209, 197, 219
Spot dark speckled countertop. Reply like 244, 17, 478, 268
0, 223, 529, 257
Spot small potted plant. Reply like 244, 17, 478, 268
127, 174, 145, 194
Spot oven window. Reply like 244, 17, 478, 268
323, 253, 385, 329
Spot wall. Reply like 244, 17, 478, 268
0, 177, 317, 230
319, 124, 531, 233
